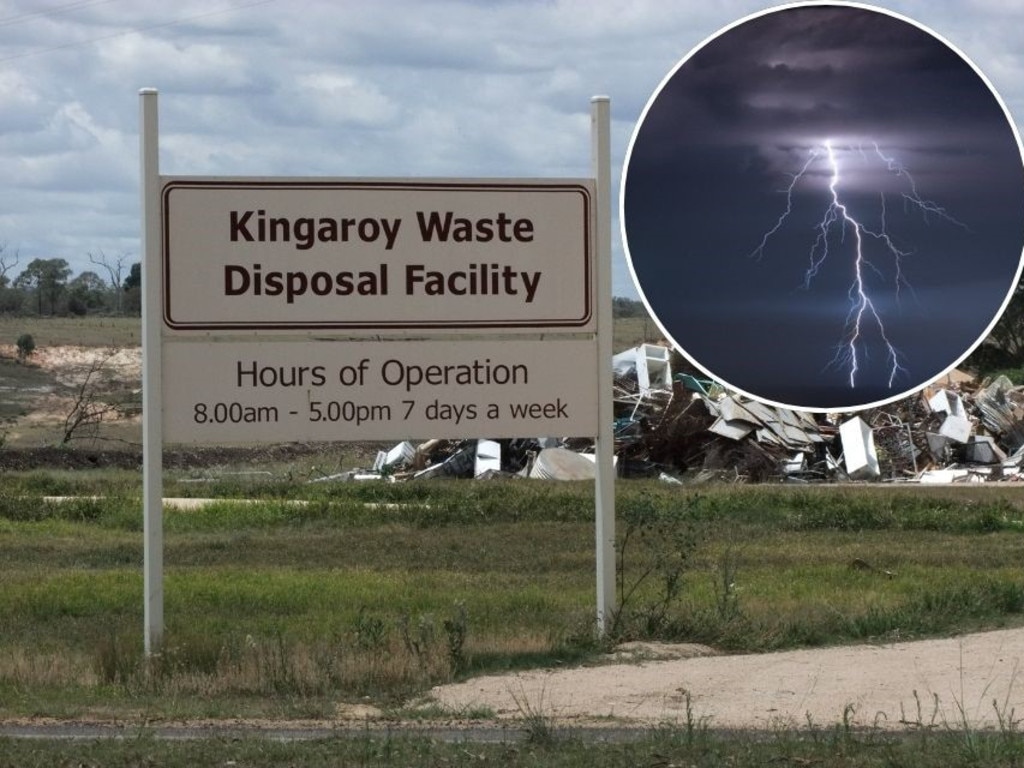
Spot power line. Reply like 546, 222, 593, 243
0, 0, 118, 29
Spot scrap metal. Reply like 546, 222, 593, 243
317, 342, 1024, 484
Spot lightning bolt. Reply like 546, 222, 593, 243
750, 139, 966, 390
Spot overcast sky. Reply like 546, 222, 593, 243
623, 3, 1024, 410
0, 0, 1022, 303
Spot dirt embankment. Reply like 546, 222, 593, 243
0, 343, 386, 468
0, 441, 365, 471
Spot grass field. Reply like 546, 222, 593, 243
0, 314, 664, 352
5, 726, 1024, 768
3, 477, 1024, 726
5, 481, 1024, 765
0, 315, 141, 348
4, 316, 1024, 765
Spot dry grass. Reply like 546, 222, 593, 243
0, 316, 141, 348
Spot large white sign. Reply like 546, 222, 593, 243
141, 91, 615, 653
163, 339, 598, 443
162, 180, 594, 332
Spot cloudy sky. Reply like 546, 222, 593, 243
622, 3, 1024, 410
0, 0, 1022, 306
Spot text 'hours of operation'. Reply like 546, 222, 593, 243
163, 339, 597, 443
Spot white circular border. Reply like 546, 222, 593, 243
619, 1, 1024, 413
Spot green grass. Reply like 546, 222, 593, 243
611, 314, 664, 350
0, 312, 665, 352
3, 479, 1024, 722
4, 726, 1024, 767
0, 315, 141, 348
986, 367, 1024, 385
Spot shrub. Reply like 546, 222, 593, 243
15, 333, 35, 361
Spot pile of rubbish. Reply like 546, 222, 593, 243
322, 343, 1024, 485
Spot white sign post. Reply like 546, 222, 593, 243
140, 90, 615, 653
591, 96, 615, 632
140, 89, 163, 655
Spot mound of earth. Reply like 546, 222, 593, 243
0, 442, 381, 471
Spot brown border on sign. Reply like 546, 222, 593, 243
161, 180, 593, 331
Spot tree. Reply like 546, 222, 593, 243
60, 349, 124, 444
89, 250, 130, 314
123, 262, 142, 315
13, 258, 72, 315
612, 297, 649, 319
0, 245, 20, 313
68, 271, 108, 315
0, 244, 18, 287
990, 282, 1024, 361
123, 262, 141, 291
965, 280, 1024, 373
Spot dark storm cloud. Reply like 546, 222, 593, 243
644, 5, 1009, 159
625, 4, 1024, 411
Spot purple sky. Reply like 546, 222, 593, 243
624, 4, 1024, 410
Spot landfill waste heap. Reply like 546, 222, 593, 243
313, 343, 1024, 485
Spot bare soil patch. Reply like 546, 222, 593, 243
0, 343, 385, 468
0, 344, 141, 446
431, 628, 1024, 730
0, 441, 359, 471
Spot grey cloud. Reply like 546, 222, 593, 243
0, 1, 1019, 304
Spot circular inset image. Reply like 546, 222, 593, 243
622, 2, 1024, 411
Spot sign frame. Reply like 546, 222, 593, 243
139, 89, 615, 655
160, 178, 595, 332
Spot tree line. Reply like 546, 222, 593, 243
2, 245, 1023, 378
0, 253, 651, 323
0, 249, 140, 317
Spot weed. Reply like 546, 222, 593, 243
353, 607, 388, 653
398, 612, 436, 672
507, 682, 556, 744
714, 546, 742, 622
442, 601, 469, 676
899, 689, 941, 731
838, 702, 857, 745
612, 492, 703, 639
681, 690, 709, 747
94, 631, 138, 687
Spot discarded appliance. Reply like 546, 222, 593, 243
963, 435, 1007, 465
373, 441, 416, 472
612, 343, 673, 396
839, 416, 881, 480
474, 440, 502, 477
929, 390, 972, 444
974, 376, 1024, 452
528, 447, 597, 481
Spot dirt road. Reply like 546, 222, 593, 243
2, 620, 1022, 740
431, 627, 1024, 730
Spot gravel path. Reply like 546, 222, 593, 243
431, 627, 1024, 730
4, 628, 1023, 742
